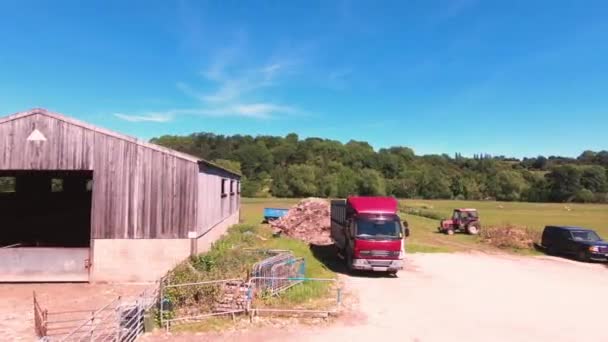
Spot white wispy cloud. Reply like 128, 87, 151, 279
196, 60, 287, 104
115, 40, 305, 123
113, 113, 173, 123
114, 103, 300, 123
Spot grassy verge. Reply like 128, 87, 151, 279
400, 213, 544, 254
159, 198, 336, 331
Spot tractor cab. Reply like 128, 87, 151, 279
439, 208, 481, 235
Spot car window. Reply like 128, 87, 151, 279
560, 230, 572, 240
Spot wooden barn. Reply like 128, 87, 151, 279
0, 108, 241, 282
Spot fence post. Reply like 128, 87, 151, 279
159, 277, 164, 330
116, 299, 123, 341
137, 297, 143, 336
43, 309, 48, 337
89, 310, 95, 341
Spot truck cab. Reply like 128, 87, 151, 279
331, 196, 408, 274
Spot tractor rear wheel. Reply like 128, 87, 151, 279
466, 223, 480, 235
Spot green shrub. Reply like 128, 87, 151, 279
400, 204, 444, 220
574, 189, 595, 203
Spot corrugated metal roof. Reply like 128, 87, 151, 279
0, 108, 241, 178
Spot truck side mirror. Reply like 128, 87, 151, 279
403, 226, 410, 238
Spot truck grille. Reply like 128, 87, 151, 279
598, 246, 608, 253
369, 260, 393, 267
370, 250, 391, 257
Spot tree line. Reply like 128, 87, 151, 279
150, 133, 608, 203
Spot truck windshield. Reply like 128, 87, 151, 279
571, 231, 602, 242
356, 218, 401, 239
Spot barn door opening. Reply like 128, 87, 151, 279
0, 170, 93, 282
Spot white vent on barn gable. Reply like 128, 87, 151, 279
27, 129, 47, 142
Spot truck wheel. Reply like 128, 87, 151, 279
446, 229, 454, 235
466, 224, 480, 235
345, 251, 354, 273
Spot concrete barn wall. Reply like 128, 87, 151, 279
0, 248, 90, 282
0, 110, 199, 239
91, 211, 240, 282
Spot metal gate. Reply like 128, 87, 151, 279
0, 247, 89, 282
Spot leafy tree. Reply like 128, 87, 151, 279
336, 168, 360, 198
574, 189, 595, 203
151, 130, 608, 202
578, 150, 597, 164
523, 177, 549, 202
357, 169, 386, 196
496, 170, 528, 201
417, 169, 452, 199
240, 176, 261, 197
580, 166, 608, 193
234, 142, 273, 178
212, 159, 241, 174
286, 164, 319, 197
270, 167, 292, 197
546, 165, 582, 202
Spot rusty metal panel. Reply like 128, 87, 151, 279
0, 247, 89, 282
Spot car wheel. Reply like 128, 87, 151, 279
577, 250, 589, 262
446, 229, 454, 235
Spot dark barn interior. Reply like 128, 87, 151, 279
0, 170, 92, 248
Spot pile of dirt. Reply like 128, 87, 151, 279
479, 225, 541, 250
269, 198, 332, 245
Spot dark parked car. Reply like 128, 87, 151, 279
541, 226, 608, 262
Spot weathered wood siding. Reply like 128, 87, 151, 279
196, 166, 240, 235
0, 111, 198, 239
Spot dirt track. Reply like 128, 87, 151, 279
149, 253, 608, 342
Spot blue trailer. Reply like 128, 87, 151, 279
263, 208, 289, 223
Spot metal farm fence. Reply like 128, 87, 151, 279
34, 250, 341, 337
34, 284, 160, 342
247, 277, 341, 317
159, 278, 248, 331
57, 297, 122, 342
250, 252, 306, 296
33, 292, 48, 338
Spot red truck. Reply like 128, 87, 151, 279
330, 196, 409, 275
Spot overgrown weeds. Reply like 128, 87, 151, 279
160, 222, 337, 327
479, 225, 541, 250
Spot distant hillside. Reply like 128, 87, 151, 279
150, 132, 608, 203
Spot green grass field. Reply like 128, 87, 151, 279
242, 198, 608, 254
405, 199, 608, 232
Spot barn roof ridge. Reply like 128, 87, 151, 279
0, 108, 241, 177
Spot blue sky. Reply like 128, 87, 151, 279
0, 0, 607, 158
